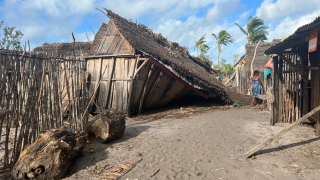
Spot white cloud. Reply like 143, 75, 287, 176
256, 0, 320, 23
256, 0, 320, 40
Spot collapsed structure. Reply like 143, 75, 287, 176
265, 16, 320, 135
34, 9, 253, 116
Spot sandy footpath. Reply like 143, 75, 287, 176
64, 108, 320, 180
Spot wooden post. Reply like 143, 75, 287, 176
104, 57, 116, 109
278, 57, 283, 123
138, 64, 154, 114
271, 56, 279, 125
127, 56, 139, 117
245, 104, 320, 158
301, 54, 309, 116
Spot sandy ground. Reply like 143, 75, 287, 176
63, 108, 320, 180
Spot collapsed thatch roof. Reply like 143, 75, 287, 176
104, 9, 252, 104
33, 42, 92, 57
243, 40, 281, 73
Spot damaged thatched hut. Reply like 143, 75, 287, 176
229, 40, 281, 95
84, 9, 252, 116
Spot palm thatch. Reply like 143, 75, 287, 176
103, 9, 252, 104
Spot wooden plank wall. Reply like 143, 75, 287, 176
86, 58, 189, 115
86, 57, 136, 112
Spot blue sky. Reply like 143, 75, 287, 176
0, 0, 320, 64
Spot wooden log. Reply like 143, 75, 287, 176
84, 109, 125, 143
245, 104, 320, 158
271, 56, 279, 126
12, 127, 87, 180
224, 70, 236, 86
138, 64, 154, 114
127, 57, 138, 117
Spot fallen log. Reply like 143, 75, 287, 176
245, 105, 320, 158
12, 127, 87, 180
85, 109, 126, 143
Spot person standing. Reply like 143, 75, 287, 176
249, 70, 264, 106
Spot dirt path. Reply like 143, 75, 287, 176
65, 109, 320, 180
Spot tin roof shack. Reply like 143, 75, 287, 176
265, 16, 320, 135
85, 9, 253, 116
229, 40, 280, 94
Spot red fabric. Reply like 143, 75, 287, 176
265, 59, 273, 69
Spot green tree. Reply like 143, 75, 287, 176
0, 21, 24, 50
212, 30, 234, 68
235, 16, 269, 44
194, 34, 206, 57
199, 43, 210, 61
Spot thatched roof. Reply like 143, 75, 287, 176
91, 23, 108, 55
104, 9, 252, 104
33, 42, 92, 57
243, 40, 281, 73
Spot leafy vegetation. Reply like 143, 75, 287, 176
212, 58, 233, 77
0, 20, 24, 50
235, 16, 269, 44
212, 30, 234, 68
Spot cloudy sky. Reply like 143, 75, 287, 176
0, 0, 319, 64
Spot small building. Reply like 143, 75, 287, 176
83, 9, 252, 116
230, 40, 280, 95
264, 16, 320, 135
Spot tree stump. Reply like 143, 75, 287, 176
12, 127, 87, 180
85, 109, 126, 143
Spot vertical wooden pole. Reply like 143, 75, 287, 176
138, 64, 154, 114
316, 51, 320, 136
301, 54, 309, 116
105, 57, 116, 109
127, 56, 139, 117
272, 56, 279, 126
278, 57, 283, 123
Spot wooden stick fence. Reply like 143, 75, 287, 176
0, 50, 89, 168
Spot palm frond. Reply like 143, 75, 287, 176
212, 33, 218, 41
235, 23, 248, 36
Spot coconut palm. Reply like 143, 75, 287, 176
212, 30, 234, 68
194, 34, 206, 57
235, 15, 269, 44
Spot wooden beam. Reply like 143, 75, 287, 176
278, 57, 283, 123
271, 56, 279, 126
301, 54, 309, 116
91, 58, 103, 112
85, 54, 135, 59
127, 57, 139, 117
138, 64, 154, 114
135, 59, 149, 75
148, 57, 209, 99
245, 104, 320, 158
277, 54, 304, 75
224, 70, 237, 85
104, 57, 115, 109
144, 71, 163, 109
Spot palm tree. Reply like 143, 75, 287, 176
212, 30, 234, 68
235, 15, 269, 44
194, 34, 206, 57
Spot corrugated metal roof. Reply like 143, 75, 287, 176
265, 16, 320, 55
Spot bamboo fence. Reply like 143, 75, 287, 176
0, 50, 89, 168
